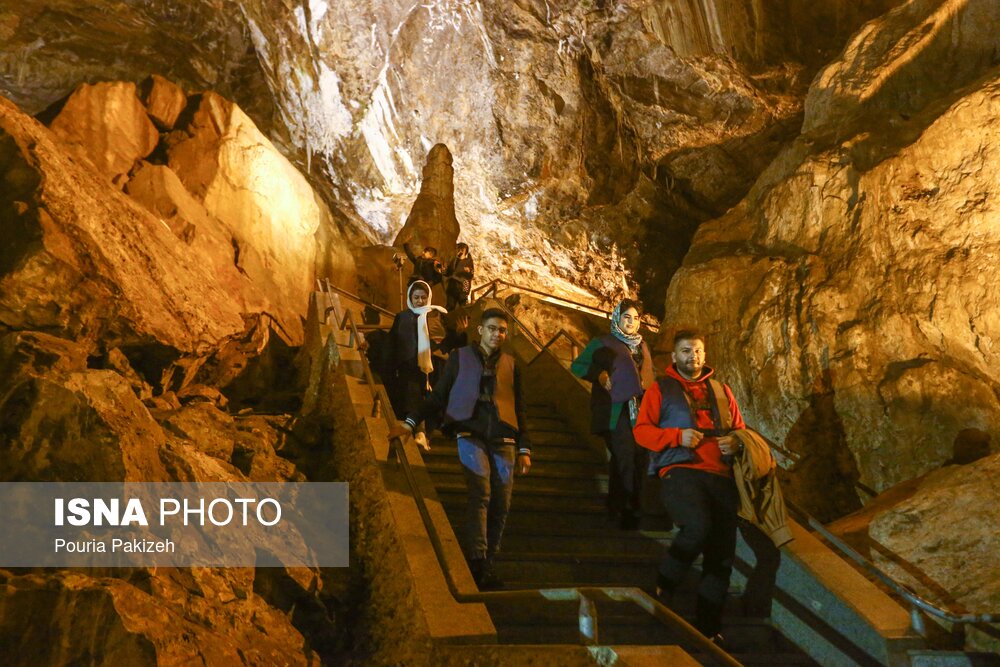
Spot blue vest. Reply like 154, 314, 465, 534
599, 335, 654, 403
445, 346, 518, 430
647, 374, 732, 475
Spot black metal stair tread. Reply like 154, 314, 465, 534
439, 497, 608, 514
500, 523, 676, 540
428, 433, 592, 449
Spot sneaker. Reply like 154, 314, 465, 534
414, 431, 431, 452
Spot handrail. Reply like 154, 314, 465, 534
472, 278, 661, 333
317, 278, 396, 317
316, 284, 741, 666
800, 514, 1000, 633
528, 328, 587, 367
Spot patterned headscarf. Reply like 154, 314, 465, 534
610, 300, 643, 352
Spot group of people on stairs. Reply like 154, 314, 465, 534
379, 242, 792, 646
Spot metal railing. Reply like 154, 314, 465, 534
528, 328, 587, 367
317, 283, 740, 666
735, 435, 996, 633
472, 278, 661, 333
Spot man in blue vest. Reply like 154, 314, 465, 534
398, 308, 532, 589
633, 329, 745, 642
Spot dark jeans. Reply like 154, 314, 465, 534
738, 518, 781, 618
602, 404, 647, 518
457, 436, 516, 561
657, 467, 739, 637
388, 368, 428, 435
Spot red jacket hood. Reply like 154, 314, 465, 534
664, 364, 716, 385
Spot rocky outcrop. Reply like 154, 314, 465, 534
0, 565, 328, 665
141, 75, 187, 130
0, 1, 273, 131
232, 0, 900, 312
658, 0, 1000, 509
0, 96, 249, 353
393, 143, 460, 261
165, 91, 357, 340
48, 81, 160, 186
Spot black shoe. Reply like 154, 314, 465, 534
479, 559, 505, 591
468, 558, 486, 586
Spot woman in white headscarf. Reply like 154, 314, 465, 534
382, 280, 466, 450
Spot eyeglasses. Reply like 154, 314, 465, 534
484, 325, 508, 335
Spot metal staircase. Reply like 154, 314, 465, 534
317, 277, 998, 666
418, 297, 817, 665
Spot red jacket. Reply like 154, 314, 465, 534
633, 364, 745, 477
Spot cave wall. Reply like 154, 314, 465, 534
2, 0, 901, 314
660, 0, 1000, 508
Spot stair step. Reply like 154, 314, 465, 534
492, 557, 658, 586
428, 430, 594, 449
434, 480, 607, 499
429, 469, 606, 494
438, 489, 607, 514
426, 462, 609, 484
501, 532, 667, 556
423, 444, 603, 465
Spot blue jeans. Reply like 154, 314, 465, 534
457, 436, 516, 561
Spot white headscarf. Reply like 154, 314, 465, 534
407, 280, 447, 375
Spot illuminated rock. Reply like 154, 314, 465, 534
0, 96, 249, 353
48, 81, 159, 186
0, 569, 322, 665
660, 52, 1000, 505
166, 91, 356, 341
866, 454, 1000, 652
140, 74, 187, 130
0, 331, 170, 482
393, 143, 460, 263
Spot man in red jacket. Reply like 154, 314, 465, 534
633, 329, 745, 642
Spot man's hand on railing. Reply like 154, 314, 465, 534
516, 453, 532, 475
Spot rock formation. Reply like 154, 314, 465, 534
659, 0, 1000, 512
393, 143, 460, 261
3, 0, 1000, 661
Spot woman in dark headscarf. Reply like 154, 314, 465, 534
571, 298, 654, 529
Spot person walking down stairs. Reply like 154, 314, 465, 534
571, 298, 655, 530
397, 308, 532, 590
633, 329, 746, 644
383, 280, 465, 451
